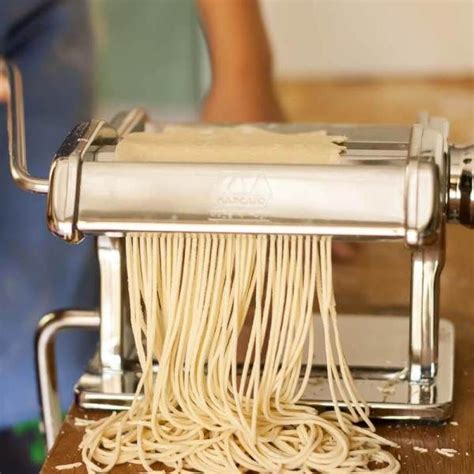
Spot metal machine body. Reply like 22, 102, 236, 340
2, 62, 473, 449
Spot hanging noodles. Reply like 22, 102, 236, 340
80, 233, 400, 473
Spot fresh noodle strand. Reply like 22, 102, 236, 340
81, 233, 400, 473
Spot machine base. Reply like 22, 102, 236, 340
75, 315, 455, 421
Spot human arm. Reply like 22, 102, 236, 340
196, 0, 284, 123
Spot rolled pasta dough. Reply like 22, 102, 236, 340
115, 125, 345, 164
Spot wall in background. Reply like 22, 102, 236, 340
91, 0, 206, 118
90, 0, 472, 118
261, 0, 474, 78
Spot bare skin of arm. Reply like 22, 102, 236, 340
196, 0, 284, 123
0, 68, 8, 102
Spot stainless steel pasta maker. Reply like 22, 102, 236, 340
2, 61, 473, 448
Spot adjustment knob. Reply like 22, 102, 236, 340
448, 145, 473, 227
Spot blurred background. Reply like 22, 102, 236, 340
91, 0, 473, 137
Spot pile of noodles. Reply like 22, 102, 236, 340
80, 233, 400, 473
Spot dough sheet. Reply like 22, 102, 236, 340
115, 125, 345, 164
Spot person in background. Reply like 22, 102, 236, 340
0, 1, 98, 472
0, 0, 282, 471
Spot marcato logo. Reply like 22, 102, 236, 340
210, 173, 272, 219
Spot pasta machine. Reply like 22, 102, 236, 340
2, 62, 473, 449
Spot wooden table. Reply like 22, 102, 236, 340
42, 77, 474, 473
